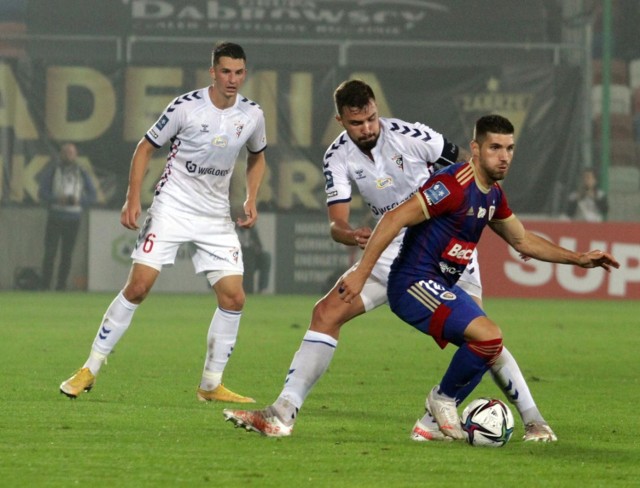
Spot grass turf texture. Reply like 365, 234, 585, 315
0, 292, 638, 487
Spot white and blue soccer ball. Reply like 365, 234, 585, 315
461, 398, 514, 447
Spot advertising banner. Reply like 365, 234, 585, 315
275, 211, 364, 295
477, 221, 640, 300
26, 0, 556, 43
1, 60, 582, 216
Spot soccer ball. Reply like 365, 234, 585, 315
461, 398, 514, 447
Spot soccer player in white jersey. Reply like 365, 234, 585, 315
60, 42, 266, 404
223, 80, 557, 441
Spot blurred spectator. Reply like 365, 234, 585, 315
38, 143, 97, 290
238, 225, 271, 294
566, 168, 609, 222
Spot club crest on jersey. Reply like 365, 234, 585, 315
212, 135, 228, 147
376, 177, 393, 189
441, 291, 456, 300
424, 181, 450, 204
234, 122, 244, 138
392, 154, 404, 171
155, 115, 169, 131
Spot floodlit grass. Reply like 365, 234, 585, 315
0, 292, 638, 487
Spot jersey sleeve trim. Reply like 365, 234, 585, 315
415, 192, 431, 220
327, 197, 352, 206
144, 134, 162, 148
247, 144, 267, 154
491, 213, 516, 223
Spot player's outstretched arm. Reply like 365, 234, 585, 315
489, 217, 620, 271
574, 249, 620, 271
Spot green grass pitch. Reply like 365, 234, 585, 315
0, 292, 638, 487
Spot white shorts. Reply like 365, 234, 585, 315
130, 208, 243, 275
349, 242, 483, 312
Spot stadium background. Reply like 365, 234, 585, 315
0, 0, 638, 298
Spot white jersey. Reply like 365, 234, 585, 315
324, 117, 444, 249
323, 117, 481, 301
145, 86, 267, 219
324, 117, 444, 212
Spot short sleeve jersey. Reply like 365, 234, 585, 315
145, 87, 267, 218
390, 161, 514, 287
323, 118, 446, 241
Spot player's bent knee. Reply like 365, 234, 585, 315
217, 291, 245, 311
464, 316, 502, 342
467, 337, 504, 366
211, 273, 245, 310
123, 282, 152, 303
310, 299, 339, 332
313, 293, 362, 328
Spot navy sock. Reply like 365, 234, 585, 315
454, 369, 485, 406
439, 344, 489, 399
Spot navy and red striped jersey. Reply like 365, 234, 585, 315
390, 161, 514, 288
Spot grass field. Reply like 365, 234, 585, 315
0, 292, 638, 487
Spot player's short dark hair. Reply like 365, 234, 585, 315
211, 42, 246, 67
334, 80, 376, 116
474, 114, 514, 143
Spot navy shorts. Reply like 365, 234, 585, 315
388, 278, 486, 349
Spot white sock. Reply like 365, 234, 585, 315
275, 330, 337, 422
84, 291, 138, 375
200, 307, 241, 390
490, 346, 545, 424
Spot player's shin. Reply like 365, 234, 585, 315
489, 346, 545, 424
200, 307, 241, 390
276, 330, 337, 423
439, 338, 503, 398
85, 291, 138, 374
454, 369, 485, 406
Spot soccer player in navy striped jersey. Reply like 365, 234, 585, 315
60, 42, 266, 403
337, 114, 619, 439
225, 82, 560, 441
